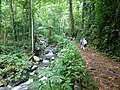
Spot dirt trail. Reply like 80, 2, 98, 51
75, 43, 120, 90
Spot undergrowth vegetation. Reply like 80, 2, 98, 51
29, 35, 97, 90
0, 47, 32, 82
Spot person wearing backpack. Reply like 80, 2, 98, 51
80, 38, 87, 50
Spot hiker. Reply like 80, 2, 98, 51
80, 38, 87, 50
70, 36, 73, 41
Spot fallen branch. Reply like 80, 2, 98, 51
29, 53, 35, 60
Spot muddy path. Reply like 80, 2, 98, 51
75, 43, 120, 90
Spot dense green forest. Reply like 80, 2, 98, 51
0, 0, 120, 90
0, 0, 120, 57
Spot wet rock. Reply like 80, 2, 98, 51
40, 59, 50, 68
44, 51, 55, 58
40, 39, 46, 45
51, 57, 55, 60
44, 47, 56, 55
30, 71, 36, 76
31, 65, 38, 72
7, 70, 30, 88
43, 60, 49, 64
10, 79, 33, 90
33, 56, 40, 62
44, 48, 50, 54
8, 79, 27, 88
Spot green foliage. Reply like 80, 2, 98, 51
29, 35, 97, 90
81, 0, 120, 58
0, 51, 31, 81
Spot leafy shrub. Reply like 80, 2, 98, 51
0, 51, 32, 81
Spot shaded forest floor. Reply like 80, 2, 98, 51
75, 42, 120, 90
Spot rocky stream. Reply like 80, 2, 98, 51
0, 36, 57, 90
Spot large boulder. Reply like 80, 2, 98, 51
33, 56, 40, 62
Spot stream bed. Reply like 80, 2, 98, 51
0, 37, 56, 90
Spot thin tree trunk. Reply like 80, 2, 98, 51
82, 0, 85, 31
29, 0, 31, 39
29, 0, 34, 53
30, 0, 34, 53
10, 0, 17, 41
14, 0, 17, 40
22, 9, 25, 41
69, 0, 74, 36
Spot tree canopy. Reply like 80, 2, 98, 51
0, 0, 120, 58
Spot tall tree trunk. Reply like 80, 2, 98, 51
28, 0, 31, 39
82, 0, 85, 31
30, 0, 34, 53
10, 0, 17, 41
31, 1, 34, 53
69, 0, 74, 36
